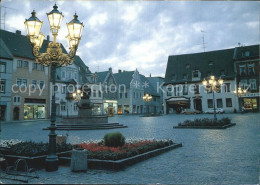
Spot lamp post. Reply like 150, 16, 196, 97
25, 4, 83, 172
143, 93, 152, 115
202, 76, 223, 121
233, 87, 247, 111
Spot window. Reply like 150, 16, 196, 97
74, 103, 78, 111
40, 64, 44, 71
207, 99, 213, 108
217, 99, 223, 108
22, 79, 27, 87
61, 86, 66, 94
39, 81, 45, 89
248, 64, 255, 75
153, 97, 156, 102
183, 85, 188, 95
220, 70, 225, 76
183, 74, 187, 80
33, 63, 37, 70
120, 93, 122, 99
68, 72, 72, 79
194, 84, 200, 94
240, 80, 248, 89
0, 80, 6, 93
249, 79, 256, 90
0, 63, 6, 73
24, 61, 28, 68
17, 60, 23, 68
226, 98, 232, 107
16, 79, 22, 86
74, 73, 77, 80
93, 90, 96, 97
61, 103, 66, 111
61, 71, 66, 79
208, 61, 214, 66
13, 96, 21, 103
171, 74, 176, 81
133, 92, 135, 98
99, 91, 101, 97
243, 51, 250, 57
32, 80, 37, 89
239, 64, 246, 76
167, 87, 172, 96
186, 64, 190, 69
224, 83, 230, 92
192, 70, 199, 78
125, 92, 128, 98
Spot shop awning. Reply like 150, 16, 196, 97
166, 97, 190, 106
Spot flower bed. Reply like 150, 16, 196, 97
174, 117, 236, 129
76, 139, 174, 161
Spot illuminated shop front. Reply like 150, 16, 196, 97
24, 98, 46, 120
242, 98, 258, 111
103, 100, 118, 116
92, 103, 102, 115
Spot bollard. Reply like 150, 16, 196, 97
70, 149, 87, 172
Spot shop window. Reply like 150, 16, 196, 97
17, 60, 23, 68
0, 63, 6, 73
217, 99, 223, 108
207, 99, 213, 108
226, 98, 232, 107
0, 80, 6, 93
249, 79, 256, 90
24, 104, 45, 119
24, 61, 28, 68
124, 105, 129, 114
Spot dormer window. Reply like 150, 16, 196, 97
208, 61, 214, 66
171, 74, 176, 81
192, 70, 199, 78
183, 74, 187, 80
243, 51, 250, 57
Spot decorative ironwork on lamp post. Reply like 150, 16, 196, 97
143, 93, 152, 114
202, 76, 223, 121
25, 4, 83, 172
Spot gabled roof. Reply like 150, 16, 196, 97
0, 38, 13, 60
140, 74, 159, 96
0, 29, 67, 60
96, 71, 109, 83
165, 48, 236, 84
114, 71, 135, 88
233, 44, 259, 60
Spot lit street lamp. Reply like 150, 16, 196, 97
143, 93, 152, 114
72, 89, 84, 102
25, 4, 83, 172
202, 76, 223, 121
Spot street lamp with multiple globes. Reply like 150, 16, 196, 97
24, 4, 83, 172
72, 89, 84, 102
143, 93, 152, 114
202, 76, 224, 121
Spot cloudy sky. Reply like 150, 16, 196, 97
1, 0, 259, 77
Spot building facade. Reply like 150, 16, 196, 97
163, 48, 239, 114
233, 45, 259, 112
1, 29, 50, 121
0, 39, 13, 121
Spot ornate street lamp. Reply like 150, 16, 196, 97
72, 89, 84, 102
25, 4, 83, 172
202, 76, 223, 121
143, 93, 152, 114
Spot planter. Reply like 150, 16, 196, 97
59, 143, 182, 170
173, 123, 236, 129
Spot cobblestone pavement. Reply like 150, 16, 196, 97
0, 113, 259, 184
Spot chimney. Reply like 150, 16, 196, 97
118, 69, 122, 73
109, 67, 112, 72
47, 35, 50, 42
16, 30, 21, 35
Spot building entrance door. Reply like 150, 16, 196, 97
194, 99, 202, 111
108, 107, 114, 116
13, 107, 19, 120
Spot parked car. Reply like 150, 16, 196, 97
181, 109, 201, 114
204, 108, 225, 114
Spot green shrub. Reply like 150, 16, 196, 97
104, 132, 125, 147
